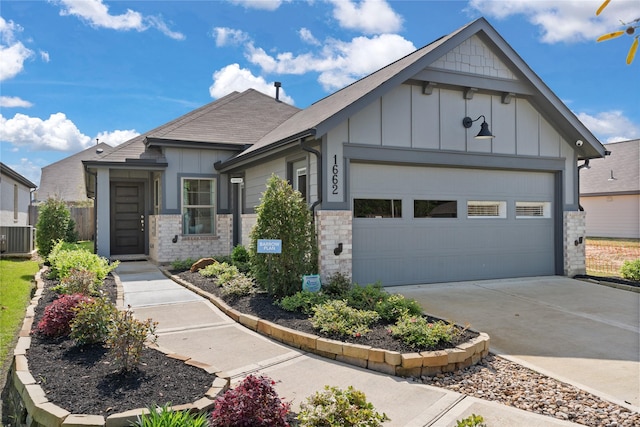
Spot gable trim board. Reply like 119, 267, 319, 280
85, 17, 605, 284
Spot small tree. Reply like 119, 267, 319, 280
36, 198, 72, 258
250, 175, 318, 298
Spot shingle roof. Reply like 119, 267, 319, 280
580, 139, 640, 195
0, 162, 37, 189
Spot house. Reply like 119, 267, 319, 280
579, 139, 639, 239
37, 142, 113, 205
84, 18, 606, 286
1, 162, 37, 254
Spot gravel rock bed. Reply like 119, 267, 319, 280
420, 354, 639, 427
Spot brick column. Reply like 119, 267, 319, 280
564, 211, 586, 277
316, 210, 352, 283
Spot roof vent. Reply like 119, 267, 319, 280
274, 81, 282, 101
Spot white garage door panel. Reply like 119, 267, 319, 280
351, 164, 555, 286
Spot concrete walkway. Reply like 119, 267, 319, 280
393, 277, 640, 411
113, 262, 584, 426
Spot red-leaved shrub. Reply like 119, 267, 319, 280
210, 374, 290, 427
37, 294, 92, 338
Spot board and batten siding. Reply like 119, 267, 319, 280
581, 194, 640, 239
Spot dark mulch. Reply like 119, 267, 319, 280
26, 273, 215, 416
574, 274, 639, 288
174, 270, 478, 354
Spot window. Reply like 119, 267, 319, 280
354, 199, 402, 218
467, 201, 506, 218
516, 202, 551, 218
295, 167, 307, 200
182, 178, 215, 235
13, 184, 18, 221
414, 200, 457, 218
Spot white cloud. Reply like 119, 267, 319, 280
55, 0, 185, 40
0, 17, 34, 81
40, 50, 50, 62
214, 27, 250, 47
0, 96, 33, 108
228, 0, 287, 11
246, 34, 415, 91
95, 129, 139, 146
577, 110, 640, 143
467, 0, 640, 43
209, 63, 295, 104
7, 158, 43, 187
327, 0, 403, 34
299, 28, 321, 46
0, 112, 91, 151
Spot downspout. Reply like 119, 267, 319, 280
301, 140, 322, 222
86, 169, 98, 253
577, 159, 590, 211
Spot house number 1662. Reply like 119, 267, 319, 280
332, 155, 339, 195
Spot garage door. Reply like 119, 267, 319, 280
351, 164, 556, 286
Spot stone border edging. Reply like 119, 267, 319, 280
163, 268, 490, 379
6, 267, 230, 427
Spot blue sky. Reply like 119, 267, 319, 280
1, 0, 639, 185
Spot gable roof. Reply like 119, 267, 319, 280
0, 162, 37, 189
38, 143, 112, 203
86, 89, 300, 167
218, 17, 606, 170
580, 139, 640, 196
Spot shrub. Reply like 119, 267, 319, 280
37, 294, 91, 338
345, 283, 388, 312
200, 262, 239, 285
70, 297, 117, 345
231, 245, 251, 273
210, 374, 290, 427
277, 290, 330, 315
36, 198, 72, 258
47, 241, 118, 282
311, 300, 380, 338
250, 175, 318, 299
220, 274, 257, 298
390, 315, 460, 349
171, 258, 196, 271
375, 294, 423, 323
106, 308, 157, 372
620, 259, 640, 281
297, 385, 389, 426
322, 272, 351, 298
456, 413, 487, 427
132, 403, 209, 427
65, 217, 79, 243
60, 268, 100, 296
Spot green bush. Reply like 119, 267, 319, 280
36, 294, 91, 338
70, 297, 117, 345
131, 403, 209, 427
276, 290, 330, 315
106, 308, 157, 372
390, 315, 460, 349
36, 198, 73, 258
456, 413, 487, 427
231, 245, 251, 273
375, 294, 423, 323
311, 300, 380, 338
47, 241, 118, 282
620, 259, 640, 281
250, 175, 318, 299
220, 274, 257, 298
322, 272, 351, 297
345, 283, 388, 311
199, 262, 239, 285
297, 385, 389, 426
60, 268, 100, 296
171, 258, 196, 271
65, 217, 79, 243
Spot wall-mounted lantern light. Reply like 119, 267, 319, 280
462, 115, 495, 139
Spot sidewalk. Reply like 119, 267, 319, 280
113, 261, 582, 426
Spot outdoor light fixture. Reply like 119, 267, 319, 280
608, 170, 617, 181
462, 115, 495, 139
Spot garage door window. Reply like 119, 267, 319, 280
516, 202, 551, 218
354, 199, 402, 218
467, 201, 506, 218
414, 200, 457, 218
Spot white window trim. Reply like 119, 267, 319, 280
516, 201, 551, 219
467, 201, 507, 219
181, 177, 216, 235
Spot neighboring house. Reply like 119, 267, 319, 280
84, 18, 606, 286
579, 139, 639, 239
37, 142, 113, 205
1, 162, 37, 255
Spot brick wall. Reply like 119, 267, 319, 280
564, 211, 587, 277
240, 213, 257, 248
316, 210, 352, 283
149, 214, 233, 263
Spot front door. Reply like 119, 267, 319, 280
110, 182, 145, 255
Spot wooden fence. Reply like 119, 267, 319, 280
29, 206, 95, 242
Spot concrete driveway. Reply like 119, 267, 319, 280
391, 277, 640, 411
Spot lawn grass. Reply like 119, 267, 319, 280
0, 258, 40, 365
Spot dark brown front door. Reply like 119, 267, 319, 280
110, 182, 145, 255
